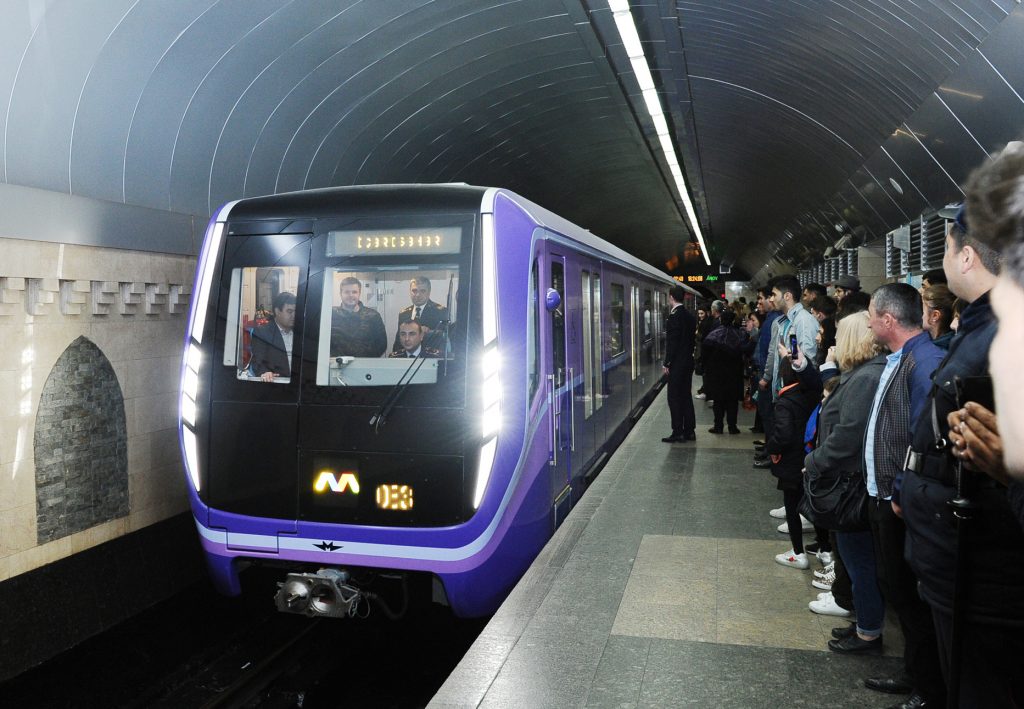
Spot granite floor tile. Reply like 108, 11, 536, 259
584, 635, 650, 709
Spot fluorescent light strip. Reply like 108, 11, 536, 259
607, 1, 711, 266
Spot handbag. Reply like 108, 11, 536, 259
799, 468, 869, 532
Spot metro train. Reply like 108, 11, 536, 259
178, 184, 694, 618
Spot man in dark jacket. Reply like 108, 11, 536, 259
330, 277, 387, 358
861, 283, 946, 708
249, 291, 296, 381
901, 182, 1024, 707
662, 285, 696, 442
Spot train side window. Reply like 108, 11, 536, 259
643, 288, 653, 365
223, 266, 300, 383
315, 266, 459, 387
592, 273, 603, 412
609, 283, 625, 357
528, 259, 539, 400
630, 284, 639, 380
581, 270, 593, 419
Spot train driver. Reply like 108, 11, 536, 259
389, 321, 440, 359
330, 277, 387, 358
392, 276, 448, 353
250, 291, 296, 382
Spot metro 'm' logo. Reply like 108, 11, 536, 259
313, 471, 360, 494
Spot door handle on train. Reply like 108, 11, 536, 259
547, 373, 557, 467
568, 367, 576, 452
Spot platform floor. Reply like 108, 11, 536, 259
430, 389, 906, 708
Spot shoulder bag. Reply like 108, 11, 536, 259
799, 468, 868, 532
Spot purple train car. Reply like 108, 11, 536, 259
179, 184, 692, 618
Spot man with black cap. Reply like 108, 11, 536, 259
662, 285, 697, 442
831, 274, 861, 304
900, 146, 1024, 707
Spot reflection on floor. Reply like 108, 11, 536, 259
431, 390, 906, 708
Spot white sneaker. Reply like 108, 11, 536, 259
694, 392, 706, 399
814, 561, 835, 579
812, 568, 836, 591
777, 516, 814, 534
816, 550, 833, 566
769, 506, 786, 519
774, 550, 809, 569
817, 591, 832, 601
808, 594, 852, 617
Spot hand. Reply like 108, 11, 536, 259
891, 500, 903, 518
826, 346, 837, 364
758, 379, 768, 391
792, 344, 806, 370
662, 366, 670, 376
947, 403, 1009, 485
260, 371, 277, 382
776, 342, 790, 360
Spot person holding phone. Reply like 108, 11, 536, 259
900, 146, 1024, 707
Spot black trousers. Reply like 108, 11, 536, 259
666, 365, 695, 437
712, 396, 738, 430
868, 499, 945, 705
829, 530, 855, 612
932, 609, 1024, 708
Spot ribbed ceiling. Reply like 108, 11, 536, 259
1, 1, 1022, 278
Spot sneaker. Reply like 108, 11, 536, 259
816, 550, 833, 566
814, 561, 835, 579
694, 392, 706, 399
804, 541, 820, 554
828, 634, 881, 655
809, 593, 853, 617
774, 550, 809, 569
769, 506, 786, 519
812, 568, 836, 591
816, 591, 832, 601
777, 515, 814, 534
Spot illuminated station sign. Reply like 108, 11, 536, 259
674, 274, 720, 283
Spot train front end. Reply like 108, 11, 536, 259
178, 187, 545, 618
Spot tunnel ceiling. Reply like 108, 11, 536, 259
2, 1, 1022, 279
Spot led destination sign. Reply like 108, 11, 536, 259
328, 227, 462, 256
673, 274, 719, 283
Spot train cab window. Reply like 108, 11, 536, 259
315, 267, 459, 387
609, 283, 625, 357
223, 266, 301, 383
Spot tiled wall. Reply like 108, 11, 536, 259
0, 237, 196, 583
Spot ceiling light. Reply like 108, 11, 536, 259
607, 0, 711, 266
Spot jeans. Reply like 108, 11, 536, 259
835, 529, 885, 636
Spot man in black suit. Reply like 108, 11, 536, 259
392, 276, 448, 353
388, 321, 440, 358
249, 291, 296, 382
662, 285, 697, 442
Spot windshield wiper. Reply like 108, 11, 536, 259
368, 354, 428, 433
440, 273, 454, 376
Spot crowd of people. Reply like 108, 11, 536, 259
660, 140, 1024, 708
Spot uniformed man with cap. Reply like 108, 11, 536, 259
392, 276, 448, 353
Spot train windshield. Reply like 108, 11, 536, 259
315, 266, 460, 387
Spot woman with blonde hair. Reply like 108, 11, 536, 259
804, 311, 890, 654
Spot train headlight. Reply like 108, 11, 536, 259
474, 438, 497, 510
189, 221, 225, 344
476, 345, 500, 507
182, 427, 201, 492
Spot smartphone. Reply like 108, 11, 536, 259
789, 333, 799, 360
954, 375, 995, 411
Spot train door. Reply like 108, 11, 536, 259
207, 232, 313, 530
579, 259, 605, 469
541, 253, 572, 517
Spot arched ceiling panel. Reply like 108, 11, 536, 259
0, 0, 1021, 278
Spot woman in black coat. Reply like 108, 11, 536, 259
701, 311, 746, 433
803, 311, 888, 654
767, 353, 822, 569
